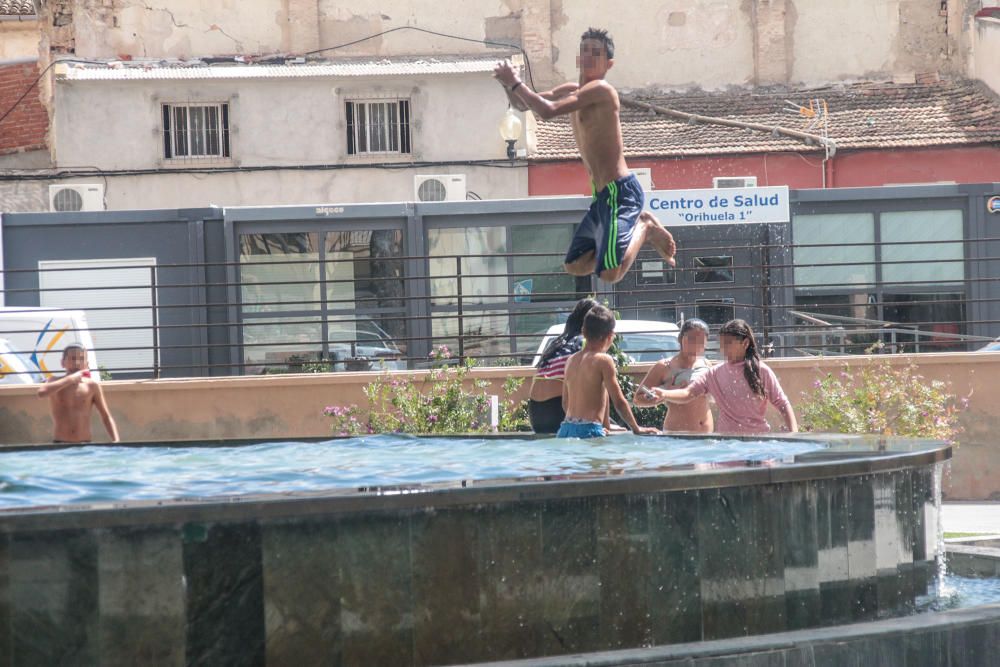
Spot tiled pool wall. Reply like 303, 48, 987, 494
0, 459, 941, 666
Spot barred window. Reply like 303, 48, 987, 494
162, 103, 230, 159
346, 99, 411, 155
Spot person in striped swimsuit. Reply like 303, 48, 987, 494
527, 298, 599, 434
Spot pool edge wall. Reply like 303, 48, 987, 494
471, 603, 1000, 667
0, 437, 949, 666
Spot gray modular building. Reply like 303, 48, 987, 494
1, 182, 998, 378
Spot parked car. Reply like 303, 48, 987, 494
532, 319, 681, 366
0, 307, 99, 380
0, 338, 45, 385
977, 337, 1000, 352
328, 317, 405, 371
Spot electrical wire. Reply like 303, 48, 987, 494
0, 58, 107, 129
301, 25, 534, 90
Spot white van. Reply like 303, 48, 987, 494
532, 319, 682, 366
0, 307, 99, 380
0, 338, 44, 385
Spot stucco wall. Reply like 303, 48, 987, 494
550, 1, 756, 89
0, 20, 39, 61
36, 1, 977, 89
54, 73, 513, 168
973, 16, 1000, 95
0, 352, 996, 499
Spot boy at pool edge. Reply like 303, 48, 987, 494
558, 305, 660, 439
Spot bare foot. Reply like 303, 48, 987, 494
640, 212, 676, 267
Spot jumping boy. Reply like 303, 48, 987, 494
494, 27, 676, 283
558, 305, 659, 438
37, 343, 119, 443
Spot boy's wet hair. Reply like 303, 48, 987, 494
581, 27, 614, 59
582, 305, 616, 342
62, 343, 86, 359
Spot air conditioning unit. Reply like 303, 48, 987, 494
713, 176, 757, 189
414, 174, 466, 202
630, 167, 653, 191
49, 184, 105, 212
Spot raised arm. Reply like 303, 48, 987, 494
37, 371, 85, 398
494, 60, 612, 120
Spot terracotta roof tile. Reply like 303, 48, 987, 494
0, 1, 35, 16
531, 79, 1000, 160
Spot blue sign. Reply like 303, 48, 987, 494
644, 186, 790, 226
513, 278, 533, 303
988, 196, 1000, 214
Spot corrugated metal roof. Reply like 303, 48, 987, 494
60, 55, 504, 81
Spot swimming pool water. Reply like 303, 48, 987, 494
918, 573, 1000, 612
0, 434, 826, 508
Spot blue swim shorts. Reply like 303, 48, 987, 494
564, 173, 644, 278
557, 419, 607, 439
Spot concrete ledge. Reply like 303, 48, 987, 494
469, 603, 1000, 667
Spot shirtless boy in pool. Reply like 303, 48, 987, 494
37, 343, 119, 443
494, 27, 676, 283
557, 305, 659, 439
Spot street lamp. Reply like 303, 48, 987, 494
499, 107, 523, 160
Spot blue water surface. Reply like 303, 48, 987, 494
0, 434, 825, 508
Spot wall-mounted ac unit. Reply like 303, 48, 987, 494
49, 184, 105, 212
713, 176, 757, 189
414, 174, 466, 202
630, 168, 653, 191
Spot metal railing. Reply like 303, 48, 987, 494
1, 236, 998, 379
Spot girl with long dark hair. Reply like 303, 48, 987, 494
652, 319, 797, 434
527, 298, 600, 433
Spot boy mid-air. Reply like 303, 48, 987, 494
494, 27, 676, 283
558, 305, 659, 439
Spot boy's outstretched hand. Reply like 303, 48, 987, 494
634, 426, 661, 435
493, 60, 520, 88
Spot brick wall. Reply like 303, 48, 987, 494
0, 60, 48, 155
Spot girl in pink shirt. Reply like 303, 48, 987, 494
652, 319, 798, 435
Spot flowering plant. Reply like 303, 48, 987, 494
798, 357, 967, 442
324, 357, 530, 435
323, 404, 368, 437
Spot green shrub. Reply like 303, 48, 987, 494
324, 345, 530, 435
798, 357, 967, 442
609, 335, 666, 429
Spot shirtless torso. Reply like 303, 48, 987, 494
635, 354, 714, 433
569, 80, 629, 192
46, 374, 101, 442
37, 347, 119, 443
